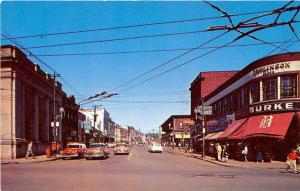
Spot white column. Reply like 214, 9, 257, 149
277, 76, 281, 99
33, 90, 39, 141
21, 85, 26, 139
45, 98, 50, 141
259, 80, 263, 102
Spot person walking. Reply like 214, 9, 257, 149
242, 144, 248, 162
285, 149, 298, 174
216, 143, 222, 161
296, 144, 300, 164
25, 140, 34, 159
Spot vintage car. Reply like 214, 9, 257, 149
85, 143, 110, 160
114, 143, 129, 155
106, 143, 116, 148
148, 142, 163, 153
61, 143, 86, 159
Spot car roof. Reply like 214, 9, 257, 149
67, 142, 85, 146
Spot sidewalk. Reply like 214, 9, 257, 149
1, 155, 61, 165
165, 147, 300, 171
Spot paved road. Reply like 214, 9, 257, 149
2, 146, 300, 191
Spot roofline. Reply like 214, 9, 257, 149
204, 52, 300, 101
190, 70, 239, 88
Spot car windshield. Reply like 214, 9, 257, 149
152, 143, 160, 146
67, 145, 80, 148
90, 144, 104, 148
116, 143, 126, 147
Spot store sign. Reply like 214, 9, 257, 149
194, 106, 212, 115
249, 102, 297, 113
253, 62, 291, 78
207, 117, 229, 133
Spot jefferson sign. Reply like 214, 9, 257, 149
252, 61, 300, 79
250, 102, 300, 113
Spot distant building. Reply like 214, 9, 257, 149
161, 115, 194, 146
80, 107, 110, 142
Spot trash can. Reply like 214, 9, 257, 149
46, 147, 52, 158
264, 152, 272, 162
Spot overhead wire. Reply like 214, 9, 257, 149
98, 2, 300, 100
2, 9, 274, 41
116, 15, 300, 94
24, 29, 209, 50
34, 39, 300, 57
107, 31, 229, 94
1, 33, 79, 96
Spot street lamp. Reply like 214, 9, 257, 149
168, 123, 175, 150
180, 122, 184, 147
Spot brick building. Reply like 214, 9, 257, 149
192, 52, 300, 161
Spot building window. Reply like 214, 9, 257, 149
281, 75, 297, 98
263, 78, 278, 100
251, 81, 260, 103
238, 88, 245, 108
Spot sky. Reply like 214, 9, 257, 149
1, 1, 299, 134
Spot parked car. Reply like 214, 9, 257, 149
107, 143, 116, 148
61, 143, 86, 159
148, 142, 163, 153
114, 143, 129, 155
85, 143, 110, 160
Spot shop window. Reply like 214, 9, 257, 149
238, 88, 245, 108
281, 75, 297, 98
251, 81, 260, 103
263, 78, 278, 100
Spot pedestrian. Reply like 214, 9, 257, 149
296, 144, 300, 164
51, 142, 58, 158
255, 144, 264, 163
242, 144, 248, 162
25, 140, 34, 159
222, 144, 229, 162
216, 143, 222, 161
285, 149, 298, 174
178, 142, 181, 150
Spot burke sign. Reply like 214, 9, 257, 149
249, 102, 296, 113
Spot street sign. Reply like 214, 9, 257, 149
51, 121, 60, 127
194, 106, 212, 115
83, 121, 92, 130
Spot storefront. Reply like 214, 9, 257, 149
199, 52, 300, 162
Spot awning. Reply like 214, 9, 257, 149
229, 112, 295, 140
205, 131, 224, 141
218, 118, 248, 139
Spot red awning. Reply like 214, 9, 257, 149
229, 112, 295, 140
218, 118, 248, 139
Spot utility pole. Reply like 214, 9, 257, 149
52, 72, 60, 145
201, 97, 206, 158
93, 105, 98, 143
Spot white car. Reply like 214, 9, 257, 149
148, 142, 163, 153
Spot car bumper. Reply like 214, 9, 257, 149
149, 149, 163, 152
114, 151, 129, 154
85, 153, 106, 158
61, 154, 80, 158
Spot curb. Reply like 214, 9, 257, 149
1, 156, 60, 165
165, 149, 296, 172
165, 149, 232, 167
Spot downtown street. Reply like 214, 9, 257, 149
2, 145, 300, 191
